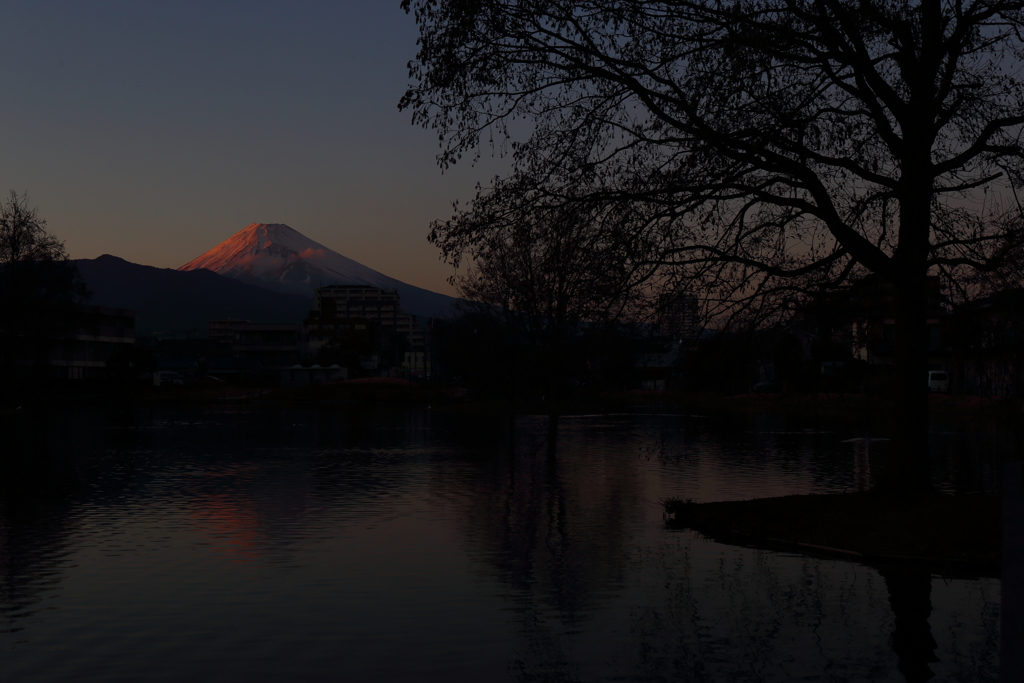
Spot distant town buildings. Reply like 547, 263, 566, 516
948, 289, 1024, 397
49, 305, 136, 379
305, 285, 430, 379
309, 285, 425, 348
656, 292, 701, 341
832, 276, 946, 367
198, 285, 431, 385
233, 323, 303, 368
207, 319, 252, 346
35, 270, 1020, 398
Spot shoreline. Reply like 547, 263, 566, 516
665, 491, 1002, 577
3, 385, 1023, 421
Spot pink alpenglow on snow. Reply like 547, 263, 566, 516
178, 223, 457, 318
179, 223, 396, 292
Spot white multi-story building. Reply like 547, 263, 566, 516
306, 285, 429, 378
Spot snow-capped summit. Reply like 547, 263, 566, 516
179, 223, 455, 318
179, 223, 398, 292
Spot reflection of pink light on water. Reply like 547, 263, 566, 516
189, 493, 262, 563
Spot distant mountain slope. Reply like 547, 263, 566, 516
75, 255, 312, 336
178, 223, 457, 318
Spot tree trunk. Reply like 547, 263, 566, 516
887, 275, 932, 491
880, 115, 935, 492
887, 149, 933, 491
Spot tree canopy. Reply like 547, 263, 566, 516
404, 0, 1024, 308
0, 191, 89, 384
436, 190, 660, 397
433, 179, 659, 328
403, 0, 1024, 487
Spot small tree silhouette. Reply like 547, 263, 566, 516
0, 191, 90, 388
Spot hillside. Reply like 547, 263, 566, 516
74, 255, 312, 336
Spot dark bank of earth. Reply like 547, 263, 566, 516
665, 491, 1001, 576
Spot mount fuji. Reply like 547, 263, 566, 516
179, 223, 457, 318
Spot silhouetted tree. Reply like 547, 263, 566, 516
403, 0, 1024, 489
0, 191, 89, 390
430, 310, 518, 396
773, 332, 806, 392
433, 193, 657, 398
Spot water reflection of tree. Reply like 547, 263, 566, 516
877, 568, 939, 683
627, 541, 999, 682
433, 414, 647, 678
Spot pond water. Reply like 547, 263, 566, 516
0, 404, 1011, 682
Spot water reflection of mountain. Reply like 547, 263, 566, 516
1, 405, 429, 617
143, 407, 431, 563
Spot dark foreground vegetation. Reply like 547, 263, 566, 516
666, 491, 1001, 576
7, 371, 1024, 419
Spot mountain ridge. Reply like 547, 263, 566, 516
179, 223, 457, 318
74, 254, 312, 336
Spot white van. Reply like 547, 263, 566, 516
927, 370, 949, 393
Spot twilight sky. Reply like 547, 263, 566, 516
0, 1, 509, 295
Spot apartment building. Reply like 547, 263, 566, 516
49, 305, 136, 379
306, 285, 429, 378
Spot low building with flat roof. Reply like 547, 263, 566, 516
49, 305, 136, 379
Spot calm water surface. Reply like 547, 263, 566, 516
0, 405, 1009, 682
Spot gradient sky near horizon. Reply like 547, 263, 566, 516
0, 1, 510, 295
